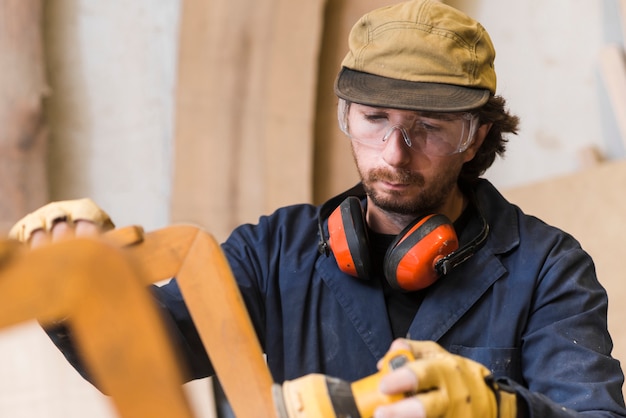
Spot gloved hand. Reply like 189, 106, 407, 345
374, 339, 517, 418
9, 198, 115, 243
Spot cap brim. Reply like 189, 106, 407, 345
334, 68, 490, 112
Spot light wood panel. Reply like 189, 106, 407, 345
171, 0, 326, 241
0, 0, 48, 232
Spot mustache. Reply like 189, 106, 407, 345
368, 168, 424, 186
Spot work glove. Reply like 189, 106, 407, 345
9, 198, 115, 242
375, 340, 517, 418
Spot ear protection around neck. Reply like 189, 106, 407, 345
317, 184, 489, 292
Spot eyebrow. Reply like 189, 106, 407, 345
414, 111, 465, 120
355, 105, 465, 121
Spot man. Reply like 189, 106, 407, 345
10, 0, 626, 416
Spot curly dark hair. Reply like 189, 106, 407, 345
460, 95, 520, 185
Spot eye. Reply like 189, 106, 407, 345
363, 112, 389, 123
415, 120, 441, 132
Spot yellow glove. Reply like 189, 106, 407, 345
377, 340, 517, 418
9, 198, 115, 242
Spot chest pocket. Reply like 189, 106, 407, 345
448, 345, 523, 383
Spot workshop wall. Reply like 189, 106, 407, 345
38, 0, 625, 233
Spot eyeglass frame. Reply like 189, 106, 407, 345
337, 98, 481, 157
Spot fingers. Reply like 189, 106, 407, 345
379, 361, 442, 399
376, 363, 427, 418
30, 229, 50, 248
28, 220, 101, 249
29, 220, 72, 248
376, 341, 497, 417
379, 339, 446, 371
389, 339, 412, 352
376, 348, 452, 418
74, 220, 101, 237
9, 198, 114, 243
378, 339, 412, 370
50, 220, 72, 241
374, 396, 426, 418
68, 198, 115, 231
379, 367, 417, 394
405, 340, 448, 360
376, 365, 448, 418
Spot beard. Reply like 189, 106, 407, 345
357, 165, 459, 217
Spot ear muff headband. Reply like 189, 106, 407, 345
384, 214, 459, 291
327, 196, 372, 280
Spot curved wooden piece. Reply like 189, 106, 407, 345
0, 224, 279, 418
118, 225, 279, 418
0, 235, 195, 418
174, 229, 278, 418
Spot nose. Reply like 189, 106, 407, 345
381, 126, 412, 167
383, 125, 413, 148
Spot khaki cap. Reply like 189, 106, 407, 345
335, 0, 496, 112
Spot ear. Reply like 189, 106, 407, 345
462, 122, 492, 163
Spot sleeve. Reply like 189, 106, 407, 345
41, 211, 282, 389
44, 323, 95, 384
43, 283, 215, 391
513, 237, 626, 417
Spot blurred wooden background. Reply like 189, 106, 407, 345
1, 0, 626, 417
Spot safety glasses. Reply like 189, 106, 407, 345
338, 99, 479, 157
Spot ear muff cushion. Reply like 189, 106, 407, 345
327, 196, 372, 280
384, 214, 459, 291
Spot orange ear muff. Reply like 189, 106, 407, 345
384, 214, 459, 291
327, 196, 372, 280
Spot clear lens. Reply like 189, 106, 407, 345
337, 99, 479, 157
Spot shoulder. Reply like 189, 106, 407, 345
237, 203, 320, 237
473, 179, 597, 295
222, 202, 321, 257
474, 178, 584, 255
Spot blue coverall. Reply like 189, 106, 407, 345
52, 179, 626, 416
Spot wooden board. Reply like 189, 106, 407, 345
599, 44, 626, 150
313, 0, 392, 204
171, 0, 326, 241
0, 0, 49, 232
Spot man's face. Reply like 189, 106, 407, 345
345, 103, 482, 217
